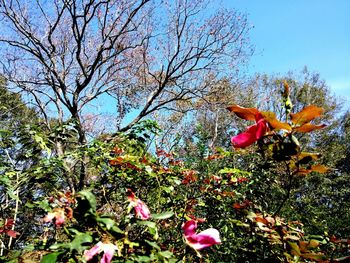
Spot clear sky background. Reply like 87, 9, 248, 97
223, 0, 350, 106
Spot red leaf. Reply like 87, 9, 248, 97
233, 200, 251, 209
6, 229, 19, 238
5, 219, 14, 227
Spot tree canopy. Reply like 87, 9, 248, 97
0, 1, 349, 263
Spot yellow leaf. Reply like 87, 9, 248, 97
290, 105, 324, 125
226, 104, 259, 121
308, 239, 320, 249
298, 152, 322, 165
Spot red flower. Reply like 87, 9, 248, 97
182, 220, 221, 250
84, 241, 118, 263
127, 190, 151, 220
231, 113, 267, 148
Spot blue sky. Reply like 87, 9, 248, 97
223, 0, 350, 105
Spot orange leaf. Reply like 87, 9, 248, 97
307, 239, 320, 249
233, 203, 244, 209
311, 164, 330, 173
261, 111, 292, 131
233, 200, 251, 209
290, 105, 324, 125
227, 105, 259, 121
289, 242, 301, 256
294, 123, 327, 133
299, 241, 309, 252
299, 240, 320, 252
109, 156, 124, 165
283, 80, 290, 97
295, 168, 311, 176
255, 216, 269, 225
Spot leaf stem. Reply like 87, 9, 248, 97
273, 161, 293, 217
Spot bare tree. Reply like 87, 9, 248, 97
0, 0, 252, 187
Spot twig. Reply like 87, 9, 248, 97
4, 150, 20, 250
273, 161, 293, 217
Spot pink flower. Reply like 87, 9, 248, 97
84, 241, 118, 263
127, 190, 151, 220
43, 208, 65, 226
182, 220, 221, 250
231, 113, 267, 148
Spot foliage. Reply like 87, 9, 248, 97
0, 0, 348, 261
1, 80, 350, 263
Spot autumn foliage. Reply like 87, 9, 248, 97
1, 82, 349, 263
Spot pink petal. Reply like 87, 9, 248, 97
182, 221, 221, 250
254, 112, 264, 122
231, 125, 259, 148
182, 220, 197, 237
134, 199, 151, 220
101, 243, 117, 263
255, 119, 267, 140
196, 228, 221, 244
185, 228, 221, 250
231, 120, 267, 148
84, 242, 103, 261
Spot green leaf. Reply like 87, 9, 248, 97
69, 231, 93, 252
77, 190, 97, 215
144, 240, 161, 251
162, 186, 174, 193
41, 251, 63, 263
49, 243, 68, 250
35, 200, 51, 211
134, 256, 151, 262
97, 217, 115, 230
151, 211, 174, 220
305, 235, 327, 244
95, 217, 124, 234
158, 250, 174, 259
218, 168, 251, 176
111, 225, 124, 234
138, 221, 158, 240
230, 219, 250, 228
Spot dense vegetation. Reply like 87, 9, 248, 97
0, 1, 349, 262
